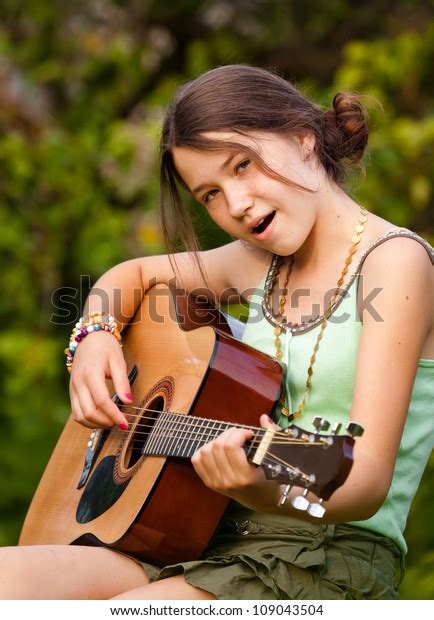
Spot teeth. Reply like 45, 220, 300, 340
253, 216, 266, 231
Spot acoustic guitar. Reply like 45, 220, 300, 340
19, 283, 362, 566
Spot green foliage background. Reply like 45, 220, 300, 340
0, 0, 433, 599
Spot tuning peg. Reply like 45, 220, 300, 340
307, 498, 326, 518
312, 416, 330, 432
268, 463, 282, 478
346, 422, 364, 437
278, 484, 292, 507
331, 422, 342, 435
291, 488, 310, 511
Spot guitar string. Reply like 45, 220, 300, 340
86, 404, 329, 462
110, 426, 324, 449
101, 403, 322, 442
91, 419, 325, 458
112, 423, 324, 447
112, 404, 292, 432
259, 451, 315, 481
90, 411, 319, 447
88, 406, 331, 475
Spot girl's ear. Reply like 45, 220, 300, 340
296, 131, 316, 159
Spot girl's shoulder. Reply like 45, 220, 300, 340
355, 223, 434, 276
355, 223, 434, 340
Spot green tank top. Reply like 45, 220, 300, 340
241, 228, 434, 554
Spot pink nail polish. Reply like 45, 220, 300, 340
124, 392, 133, 401
119, 422, 128, 430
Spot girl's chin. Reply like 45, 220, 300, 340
260, 235, 296, 257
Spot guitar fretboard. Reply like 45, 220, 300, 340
141, 411, 266, 460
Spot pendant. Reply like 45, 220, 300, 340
288, 411, 302, 421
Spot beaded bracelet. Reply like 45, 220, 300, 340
65, 310, 122, 374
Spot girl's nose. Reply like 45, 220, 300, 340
226, 189, 254, 219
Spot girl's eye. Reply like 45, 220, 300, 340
236, 159, 251, 172
202, 159, 251, 204
203, 189, 218, 204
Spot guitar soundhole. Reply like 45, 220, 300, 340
124, 395, 165, 469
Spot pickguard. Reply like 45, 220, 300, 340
76, 456, 129, 523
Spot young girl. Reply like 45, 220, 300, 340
1, 64, 433, 600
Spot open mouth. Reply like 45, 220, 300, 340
252, 211, 276, 235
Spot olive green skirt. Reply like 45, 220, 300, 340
136, 504, 404, 600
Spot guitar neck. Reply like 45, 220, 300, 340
141, 411, 266, 461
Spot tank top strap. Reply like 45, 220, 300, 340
263, 228, 434, 295
259, 227, 433, 337
354, 227, 434, 276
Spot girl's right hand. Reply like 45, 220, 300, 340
69, 331, 132, 429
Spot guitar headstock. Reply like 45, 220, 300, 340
259, 417, 363, 516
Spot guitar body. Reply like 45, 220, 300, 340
19, 284, 283, 566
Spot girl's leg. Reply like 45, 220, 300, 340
0, 545, 149, 600
112, 575, 216, 600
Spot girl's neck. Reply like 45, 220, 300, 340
292, 192, 365, 275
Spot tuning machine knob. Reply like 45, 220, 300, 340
312, 416, 330, 432
291, 488, 310, 511
307, 498, 325, 518
346, 422, 364, 437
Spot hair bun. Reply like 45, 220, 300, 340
322, 92, 369, 167
333, 93, 367, 141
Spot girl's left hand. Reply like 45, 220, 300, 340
191, 414, 280, 503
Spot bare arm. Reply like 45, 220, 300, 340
83, 240, 268, 326
71, 241, 268, 429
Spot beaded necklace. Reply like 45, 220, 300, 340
271, 206, 368, 421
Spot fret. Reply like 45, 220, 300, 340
142, 411, 259, 461
177, 413, 192, 457
187, 416, 204, 456
173, 412, 185, 456
142, 410, 165, 455
216, 421, 226, 439
203, 417, 216, 449
164, 413, 181, 456
174, 413, 189, 457
161, 412, 176, 456
207, 420, 224, 448
209, 420, 225, 448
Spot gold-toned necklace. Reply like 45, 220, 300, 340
274, 206, 368, 421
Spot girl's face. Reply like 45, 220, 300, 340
172, 130, 326, 256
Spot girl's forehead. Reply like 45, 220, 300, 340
174, 130, 291, 159
171, 146, 232, 191
172, 132, 256, 169
172, 131, 297, 188
199, 129, 287, 147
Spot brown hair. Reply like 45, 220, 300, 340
158, 64, 370, 282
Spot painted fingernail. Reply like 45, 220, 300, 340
119, 422, 129, 430
124, 392, 133, 401
266, 415, 279, 429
